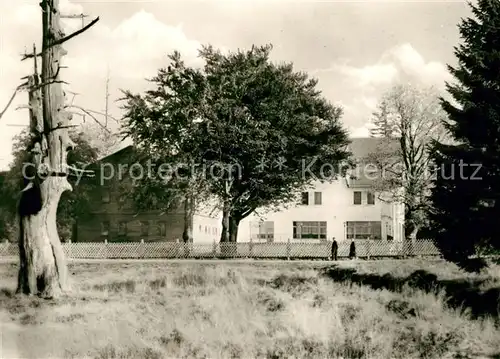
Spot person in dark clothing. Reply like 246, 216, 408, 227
331, 238, 338, 261
349, 240, 356, 259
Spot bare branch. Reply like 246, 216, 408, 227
66, 91, 80, 107
30, 79, 68, 92
5, 124, 29, 127
0, 82, 29, 121
69, 106, 111, 133
68, 105, 120, 124
21, 17, 100, 61
60, 13, 89, 19
55, 16, 100, 46
16, 104, 32, 111
49, 124, 79, 132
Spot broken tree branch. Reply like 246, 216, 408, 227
31, 79, 68, 92
55, 16, 99, 46
21, 17, 100, 61
49, 124, 79, 132
15, 104, 32, 111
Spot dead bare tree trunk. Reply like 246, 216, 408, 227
16, 0, 99, 298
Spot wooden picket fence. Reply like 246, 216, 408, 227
0, 239, 440, 260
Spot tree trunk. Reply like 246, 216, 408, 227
404, 223, 419, 257
72, 217, 78, 242
182, 196, 194, 243
17, 178, 71, 297
229, 215, 240, 243
220, 201, 230, 243
17, 0, 74, 298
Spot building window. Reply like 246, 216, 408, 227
205, 226, 208, 234
300, 192, 309, 205
353, 191, 362, 205
101, 190, 110, 203
101, 221, 110, 236
365, 165, 378, 179
118, 221, 127, 236
314, 192, 322, 205
293, 221, 327, 239
367, 191, 375, 205
346, 221, 381, 240
119, 194, 126, 203
199, 225, 202, 232
140, 221, 149, 236
157, 221, 166, 236
257, 221, 274, 242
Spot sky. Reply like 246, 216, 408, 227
0, 0, 472, 170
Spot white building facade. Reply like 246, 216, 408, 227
237, 180, 405, 243
237, 138, 405, 243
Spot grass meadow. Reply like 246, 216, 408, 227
0, 258, 499, 359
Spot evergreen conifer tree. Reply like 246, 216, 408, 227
430, 0, 500, 268
369, 100, 397, 138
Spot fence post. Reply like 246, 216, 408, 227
287, 238, 291, 260
366, 240, 371, 260
140, 239, 145, 259
213, 239, 217, 259
104, 239, 108, 259
249, 238, 253, 259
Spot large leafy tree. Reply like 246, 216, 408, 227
121, 51, 211, 243
0, 129, 99, 243
122, 44, 351, 242
429, 0, 500, 267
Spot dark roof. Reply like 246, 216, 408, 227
349, 137, 400, 160
96, 145, 135, 163
99, 138, 400, 165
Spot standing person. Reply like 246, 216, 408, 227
331, 237, 338, 261
349, 240, 356, 259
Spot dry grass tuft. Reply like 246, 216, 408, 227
0, 259, 499, 359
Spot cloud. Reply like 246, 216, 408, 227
318, 43, 451, 135
323, 43, 451, 91
0, 2, 205, 170
383, 43, 451, 86
0, 1, 452, 170
351, 125, 372, 138
66, 10, 203, 79
330, 62, 398, 88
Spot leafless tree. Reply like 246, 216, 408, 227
367, 83, 448, 250
6, 0, 100, 298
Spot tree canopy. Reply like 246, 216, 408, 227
429, 0, 500, 269
121, 44, 351, 242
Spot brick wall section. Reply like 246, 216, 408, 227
77, 212, 184, 243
